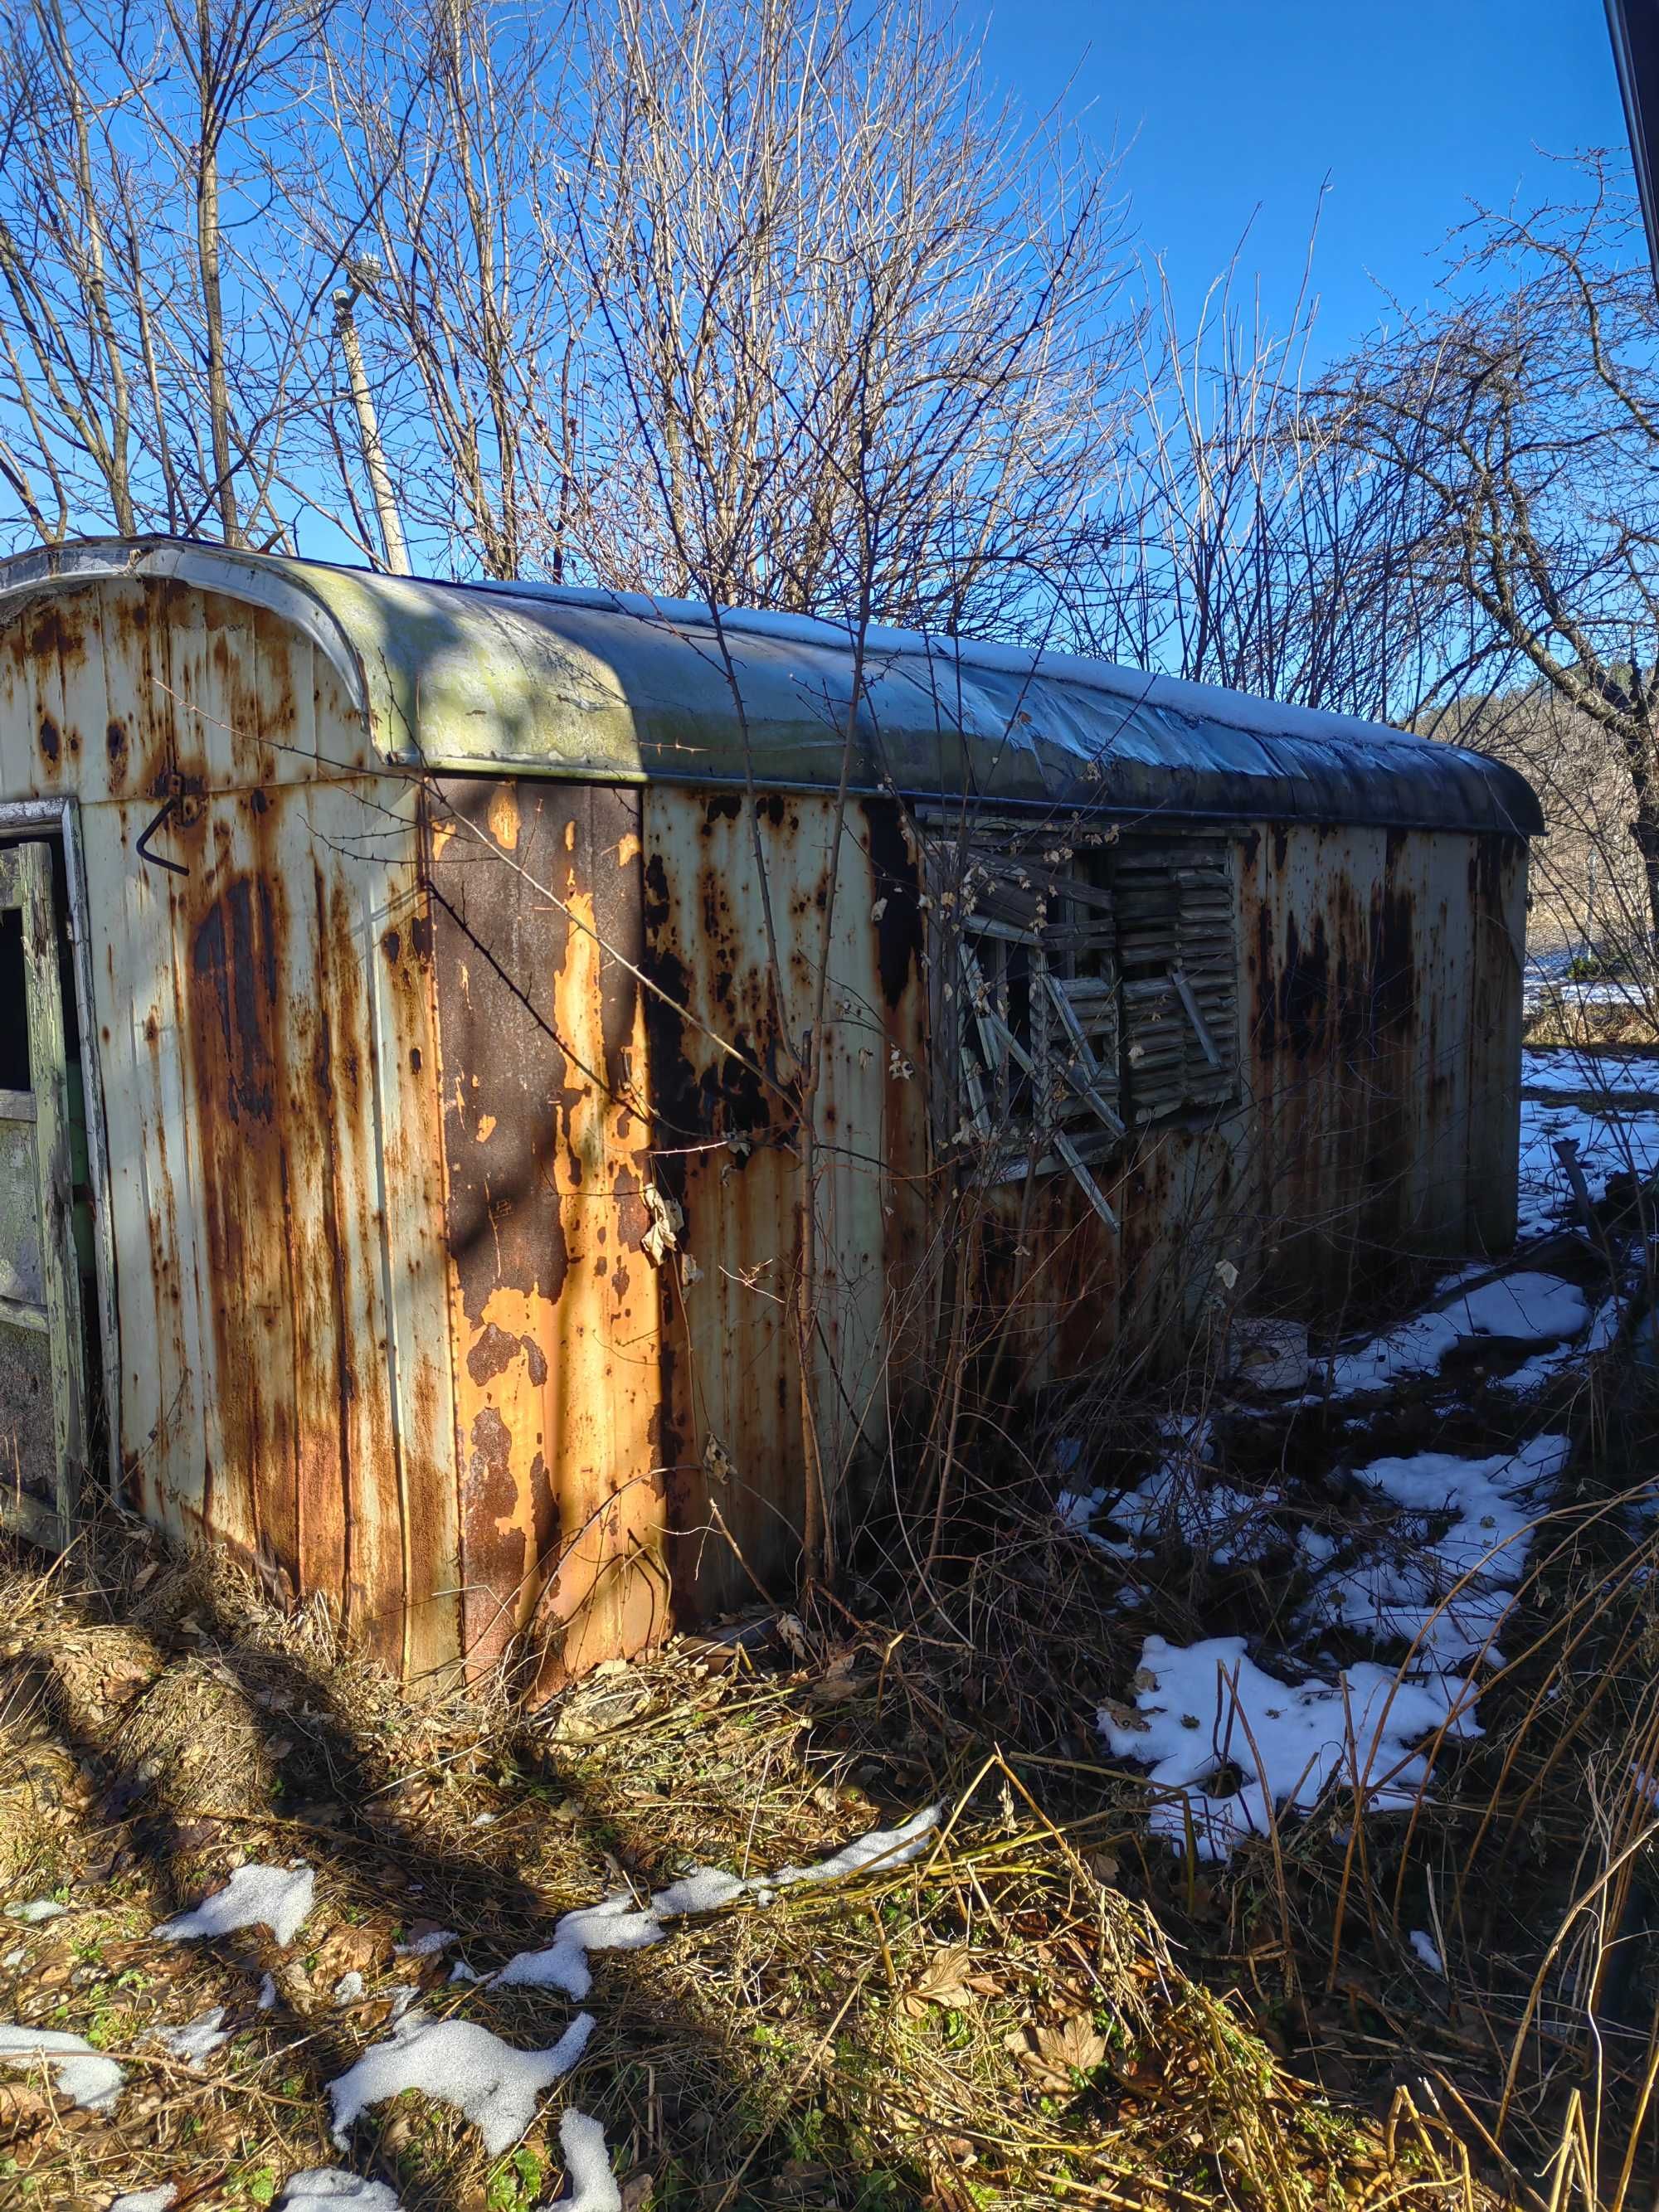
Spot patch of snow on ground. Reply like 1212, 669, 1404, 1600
1519, 1073, 1659, 1240
326, 2008, 594, 2156
0, 2024, 125, 2111
1501, 1299, 1621, 1393
1055, 1488, 1107, 1539
495, 1898, 662, 1999
1324, 1274, 1589, 1397
1097, 1471, 1278, 1566
1059, 1417, 1277, 1565
1410, 1929, 1444, 1974
4, 1900, 66, 1924
154, 1863, 315, 1947
766, 1806, 939, 1890
278, 2174, 402, 2210
1301, 1435, 1571, 1662
256, 1973, 278, 2010
1098, 1635, 1479, 1860
559, 2106, 623, 2211
1520, 1049, 1659, 1099
109, 2188, 178, 2212
649, 1869, 748, 1916
392, 1928, 457, 1958
496, 1810, 937, 1993
333, 1972, 365, 2006
151, 2007, 229, 2064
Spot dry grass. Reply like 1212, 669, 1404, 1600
1523, 999, 1659, 1048
0, 1514, 1506, 2212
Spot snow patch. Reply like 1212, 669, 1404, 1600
649, 1868, 748, 1916
1301, 1435, 1571, 1662
766, 1806, 939, 1891
154, 1863, 315, 1947
277, 2174, 403, 2210
495, 1809, 937, 1994
1520, 1049, 1659, 1101
0, 2024, 125, 2111
1518, 1085, 1659, 1239
109, 2189, 178, 2212
1409, 1928, 1444, 1974
1324, 1274, 1589, 1397
1061, 1417, 1277, 1566
325, 2007, 594, 2156
4, 1900, 66, 1924
150, 2006, 229, 2065
1501, 1298, 1621, 1393
495, 1899, 660, 2000
558, 2106, 622, 2211
256, 1973, 278, 2011
333, 1972, 365, 2006
1099, 1635, 1479, 1860
392, 1928, 457, 1959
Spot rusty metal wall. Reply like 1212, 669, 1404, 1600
0, 576, 461, 1675
426, 779, 667, 1685
978, 820, 1528, 1388
427, 780, 929, 1685
0, 568, 1530, 1683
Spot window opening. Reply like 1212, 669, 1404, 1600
930, 819, 1241, 1222
943, 824, 1124, 1228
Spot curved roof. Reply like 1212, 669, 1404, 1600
0, 537, 1543, 834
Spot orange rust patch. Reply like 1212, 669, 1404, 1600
487, 787, 521, 852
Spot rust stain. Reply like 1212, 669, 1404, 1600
487, 787, 521, 852
431, 779, 665, 1685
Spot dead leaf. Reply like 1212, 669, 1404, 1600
899, 1945, 975, 2019
1010, 2011, 1108, 2090
0, 2079, 60, 2142
620, 2174, 654, 2212
1037, 2014, 1107, 2078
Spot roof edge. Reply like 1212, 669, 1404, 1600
0, 536, 1545, 838
0, 537, 373, 730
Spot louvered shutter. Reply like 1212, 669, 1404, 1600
1117, 840, 1238, 1124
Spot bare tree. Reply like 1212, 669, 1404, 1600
0, 0, 330, 551
289, 0, 581, 578
559, 0, 1131, 634
1073, 236, 1450, 721
1331, 159, 1659, 950
534, 0, 1138, 1578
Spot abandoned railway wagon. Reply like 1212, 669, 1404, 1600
0, 537, 1541, 1682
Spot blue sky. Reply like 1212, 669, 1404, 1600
979, 0, 1629, 358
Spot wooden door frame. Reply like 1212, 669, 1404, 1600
0, 798, 119, 1534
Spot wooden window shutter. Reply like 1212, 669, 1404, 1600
937, 824, 1124, 1225
1117, 839, 1238, 1124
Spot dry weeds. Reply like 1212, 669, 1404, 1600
0, 1514, 1502, 2212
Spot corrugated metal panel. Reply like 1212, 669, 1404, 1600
0, 539, 1543, 833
